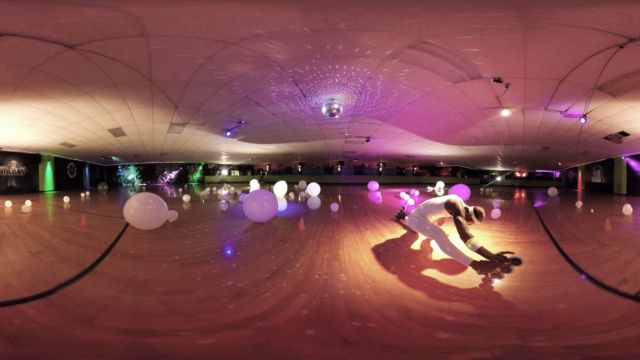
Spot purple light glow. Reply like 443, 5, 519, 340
159, 169, 181, 184
625, 156, 640, 174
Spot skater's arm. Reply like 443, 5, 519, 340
453, 215, 502, 262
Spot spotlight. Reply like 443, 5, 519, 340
579, 115, 587, 124
496, 176, 502, 181
500, 108, 511, 117
225, 130, 232, 137
558, 162, 562, 166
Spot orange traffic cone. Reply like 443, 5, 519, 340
604, 217, 612, 232
80, 214, 89, 228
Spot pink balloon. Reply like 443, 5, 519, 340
448, 184, 471, 202
123, 193, 169, 230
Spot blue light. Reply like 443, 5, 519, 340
223, 244, 235, 258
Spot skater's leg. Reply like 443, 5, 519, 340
406, 213, 475, 266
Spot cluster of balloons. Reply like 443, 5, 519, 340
575, 200, 633, 216
427, 181, 446, 196
399, 191, 415, 206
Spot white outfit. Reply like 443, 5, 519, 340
405, 195, 475, 266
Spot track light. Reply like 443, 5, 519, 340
224, 120, 247, 137
580, 115, 587, 124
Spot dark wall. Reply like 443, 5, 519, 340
55, 157, 84, 190
627, 155, 640, 196
0, 151, 40, 194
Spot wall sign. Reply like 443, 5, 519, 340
67, 162, 77, 179
0, 160, 27, 176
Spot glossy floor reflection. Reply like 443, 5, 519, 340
0, 184, 639, 359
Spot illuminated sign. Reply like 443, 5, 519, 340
0, 160, 27, 176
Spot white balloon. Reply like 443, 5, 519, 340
178, 188, 183, 193
276, 196, 288, 211
21, 204, 32, 213
435, 181, 445, 189
575, 201, 583, 209
80, 193, 86, 198
123, 193, 169, 230
63, 196, 70, 204
490, 208, 502, 220
4, 200, 12, 208
307, 196, 321, 210
407, 198, 415, 206
622, 203, 633, 216
24, 200, 32, 207
243, 189, 277, 222
330, 202, 340, 212
367, 180, 379, 192
306, 182, 321, 197
273, 180, 288, 197
491, 199, 501, 208
211, 187, 217, 192
288, 192, 295, 198
85, 191, 91, 196
249, 179, 260, 189
298, 180, 307, 191
547, 186, 559, 197
182, 194, 191, 203
167, 210, 179, 222
434, 188, 445, 196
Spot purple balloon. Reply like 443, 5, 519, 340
243, 189, 278, 223
448, 184, 471, 202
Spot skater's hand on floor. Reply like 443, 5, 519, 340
492, 251, 515, 263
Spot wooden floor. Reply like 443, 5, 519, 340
0, 185, 639, 359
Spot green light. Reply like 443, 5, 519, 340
189, 164, 204, 183
43, 160, 54, 192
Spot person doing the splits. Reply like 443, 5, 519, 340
396, 194, 513, 273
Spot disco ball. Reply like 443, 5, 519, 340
321, 99, 342, 118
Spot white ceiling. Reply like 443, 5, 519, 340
2, 0, 640, 169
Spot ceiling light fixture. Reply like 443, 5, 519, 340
224, 120, 247, 137
579, 115, 587, 124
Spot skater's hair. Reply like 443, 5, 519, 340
472, 206, 485, 223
